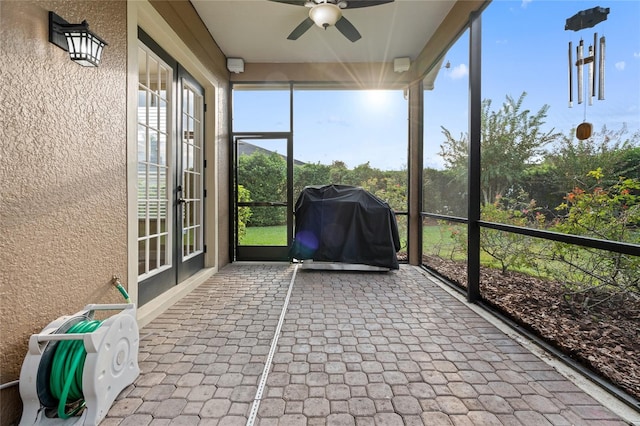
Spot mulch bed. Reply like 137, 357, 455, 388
421, 255, 640, 402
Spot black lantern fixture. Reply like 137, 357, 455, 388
48, 11, 108, 67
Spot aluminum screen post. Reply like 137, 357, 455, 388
467, 11, 482, 303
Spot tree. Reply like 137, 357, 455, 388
549, 125, 639, 186
237, 151, 286, 226
360, 170, 407, 212
522, 124, 640, 213
440, 92, 561, 205
344, 162, 384, 188
293, 162, 331, 197
328, 161, 349, 184
423, 167, 467, 217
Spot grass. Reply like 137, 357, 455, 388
241, 222, 410, 251
240, 225, 287, 246
240, 223, 457, 253
423, 223, 465, 261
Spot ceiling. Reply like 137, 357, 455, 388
190, 0, 456, 64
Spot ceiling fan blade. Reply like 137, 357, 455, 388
288, 17, 315, 40
268, 0, 308, 6
334, 16, 361, 42
342, 0, 394, 9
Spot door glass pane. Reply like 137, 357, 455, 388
138, 239, 146, 275
181, 80, 204, 261
159, 235, 168, 267
239, 206, 288, 246
137, 42, 172, 278
237, 138, 288, 246
148, 236, 158, 270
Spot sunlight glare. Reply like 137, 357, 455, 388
362, 89, 392, 109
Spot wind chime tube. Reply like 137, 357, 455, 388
588, 44, 594, 106
592, 33, 597, 101
568, 41, 573, 108
599, 35, 605, 100
577, 40, 583, 105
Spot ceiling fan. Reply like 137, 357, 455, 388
269, 0, 394, 42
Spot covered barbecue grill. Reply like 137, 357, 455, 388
289, 184, 400, 270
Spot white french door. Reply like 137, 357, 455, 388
136, 30, 204, 305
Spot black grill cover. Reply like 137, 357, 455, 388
289, 184, 400, 269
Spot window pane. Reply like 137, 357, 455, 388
423, 30, 469, 218
233, 87, 290, 132
421, 218, 467, 286
138, 47, 148, 87
293, 88, 408, 212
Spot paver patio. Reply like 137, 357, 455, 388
103, 263, 636, 425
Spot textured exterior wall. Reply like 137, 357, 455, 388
0, 1, 128, 423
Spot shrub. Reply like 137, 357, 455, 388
237, 185, 252, 240
548, 169, 640, 310
479, 191, 544, 274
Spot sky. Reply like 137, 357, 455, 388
233, 0, 640, 171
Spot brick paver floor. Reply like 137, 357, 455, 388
104, 263, 636, 425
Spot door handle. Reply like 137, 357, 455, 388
176, 185, 185, 204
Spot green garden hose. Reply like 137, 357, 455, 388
115, 282, 132, 304
48, 282, 131, 419
49, 320, 102, 419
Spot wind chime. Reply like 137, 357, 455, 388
566, 6, 609, 140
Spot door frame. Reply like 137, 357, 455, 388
232, 133, 294, 261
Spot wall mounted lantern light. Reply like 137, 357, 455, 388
48, 11, 108, 67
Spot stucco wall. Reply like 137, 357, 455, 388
0, 1, 127, 423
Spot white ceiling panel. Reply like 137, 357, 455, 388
190, 0, 456, 63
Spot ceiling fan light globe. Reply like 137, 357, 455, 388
309, 3, 342, 28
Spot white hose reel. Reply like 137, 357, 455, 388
19, 304, 140, 425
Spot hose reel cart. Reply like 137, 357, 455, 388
19, 303, 140, 425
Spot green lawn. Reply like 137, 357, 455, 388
240, 225, 287, 246
422, 223, 466, 260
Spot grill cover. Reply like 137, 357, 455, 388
289, 184, 400, 269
